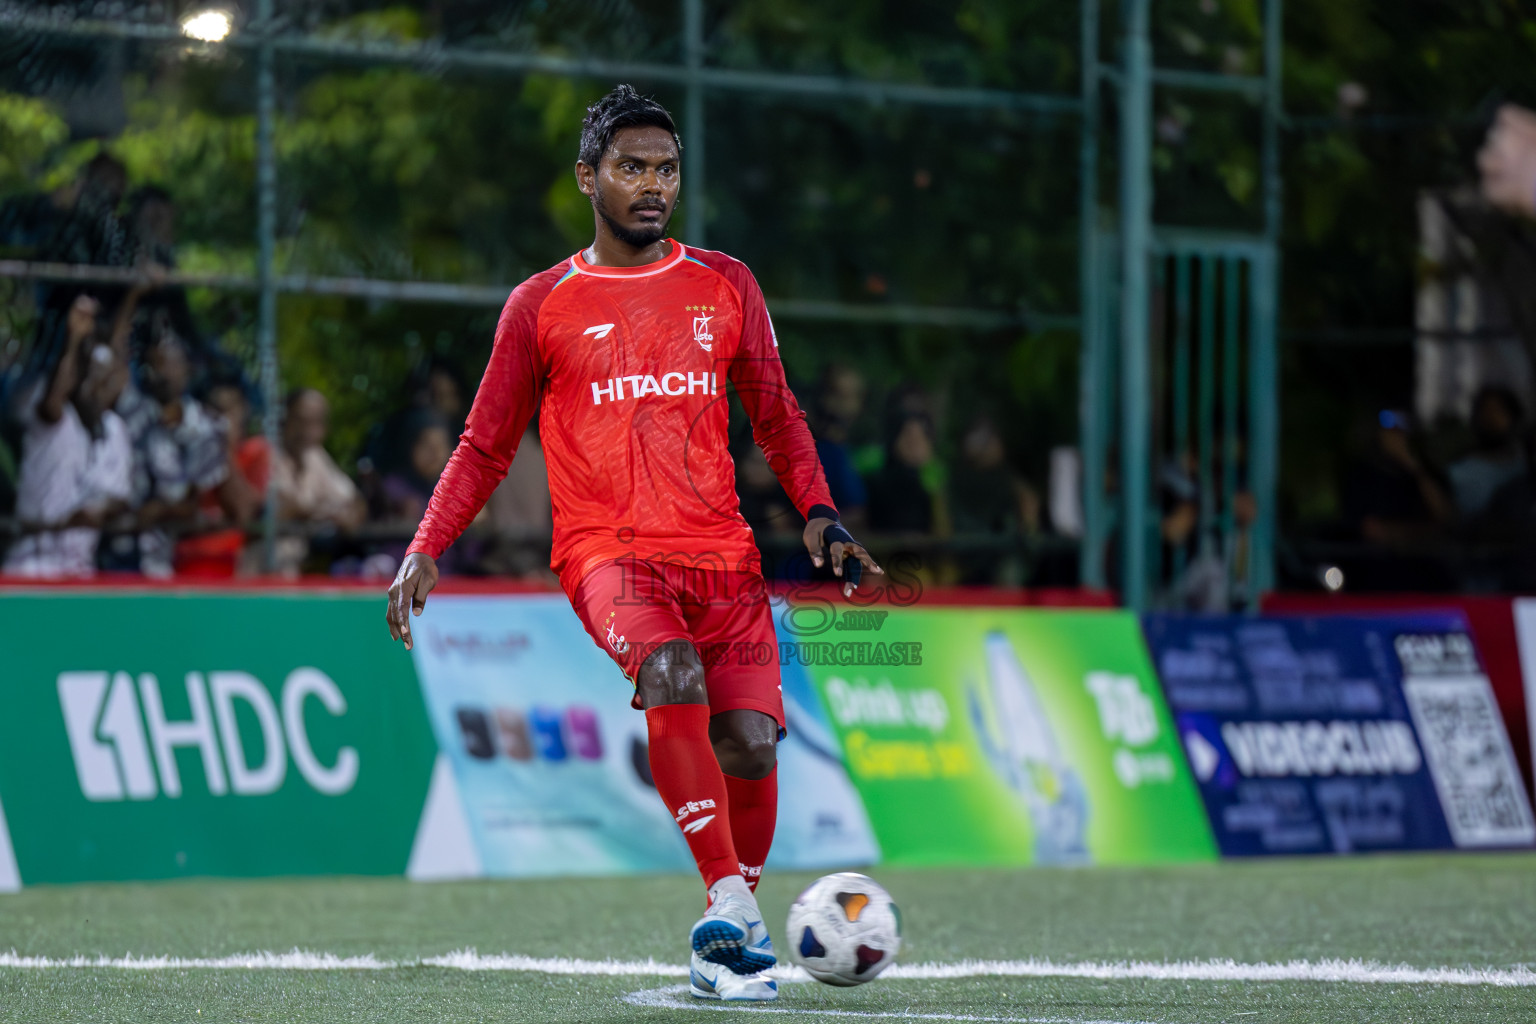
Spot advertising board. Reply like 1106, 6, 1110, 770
1145, 613, 1535, 855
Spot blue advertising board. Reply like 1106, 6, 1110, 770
1143, 613, 1535, 856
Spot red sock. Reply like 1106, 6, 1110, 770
724, 767, 777, 893
646, 704, 739, 889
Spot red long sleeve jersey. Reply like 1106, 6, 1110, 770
407, 241, 836, 594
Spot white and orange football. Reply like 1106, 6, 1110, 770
785, 872, 901, 986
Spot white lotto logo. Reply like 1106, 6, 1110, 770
674, 797, 716, 823
591, 371, 716, 405
57, 668, 359, 801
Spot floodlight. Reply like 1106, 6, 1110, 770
180, 8, 233, 43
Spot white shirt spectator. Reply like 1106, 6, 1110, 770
273, 445, 363, 523
4, 382, 132, 577
264, 445, 365, 577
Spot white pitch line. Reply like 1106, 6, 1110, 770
877, 957, 1536, 987
422, 950, 688, 976
623, 983, 1161, 1024
0, 950, 1533, 987
0, 951, 394, 970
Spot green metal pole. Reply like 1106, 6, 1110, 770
1248, 249, 1277, 597
1198, 257, 1216, 555
1172, 253, 1191, 579
1147, 255, 1165, 600
1263, 0, 1283, 244
683, 0, 706, 248
255, 0, 280, 573
1118, 0, 1152, 608
1251, 0, 1283, 597
1078, 0, 1103, 587
1173, 255, 1191, 454
1221, 257, 1241, 598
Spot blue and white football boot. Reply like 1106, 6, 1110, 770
688, 951, 779, 1001
690, 877, 777, 976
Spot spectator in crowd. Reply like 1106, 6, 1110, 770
1473, 438, 1536, 589
482, 423, 554, 579
365, 409, 456, 577
1153, 446, 1259, 610
1336, 409, 1456, 589
867, 411, 942, 534
207, 381, 272, 503
174, 379, 269, 576
950, 414, 1039, 534
866, 408, 947, 583
811, 364, 869, 527
117, 325, 238, 578
361, 359, 467, 515
949, 414, 1039, 584
1341, 410, 1453, 546
0, 323, 21, 515
379, 410, 452, 523
1447, 386, 1529, 524
271, 387, 365, 576
1480, 104, 1536, 219
122, 186, 235, 389
1155, 452, 1210, 605
732, 428, 801, 576
2, 154, 132, 384
127, 185, 176, 269
0, 152, 129, 280
4, 294, 132, 577
424, 360, 468, 440
39, 153, 129, 270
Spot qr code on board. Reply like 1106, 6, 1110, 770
1402, 675, 1536, 847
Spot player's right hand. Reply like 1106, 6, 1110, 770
386, 552, 439, 651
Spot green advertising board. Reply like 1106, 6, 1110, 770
0, 593, 437, 884
776, 607, 1216, 866
0, 592, 1212, 889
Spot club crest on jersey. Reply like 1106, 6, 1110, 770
692, 314, 714, 352
603, 611, 628, 654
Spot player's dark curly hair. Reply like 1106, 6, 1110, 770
577, 84, 681, 167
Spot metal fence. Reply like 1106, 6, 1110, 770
0, 0, 1291, 603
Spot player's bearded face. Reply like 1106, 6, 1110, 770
593, 175, 672, 248
587, 126, 680, 249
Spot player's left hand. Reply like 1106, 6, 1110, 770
804, 516, 882, 598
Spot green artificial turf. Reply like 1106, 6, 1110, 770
2, 853, 1534, 1022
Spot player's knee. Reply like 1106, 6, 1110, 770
716, 734, 777, 779
710, 710, 779, 779
636, 639, 708, 707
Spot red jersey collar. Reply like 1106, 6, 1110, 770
571, 239, 688, 278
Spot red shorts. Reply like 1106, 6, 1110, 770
569, 557, 784, 731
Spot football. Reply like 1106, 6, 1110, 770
785, 872, 902, 986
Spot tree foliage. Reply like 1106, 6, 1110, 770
0, 0, 1533, 503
